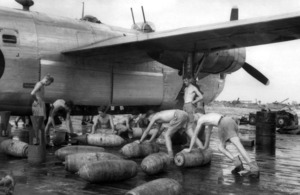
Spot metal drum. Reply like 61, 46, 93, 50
255, 111, 276, 155
12, 129, 29, 143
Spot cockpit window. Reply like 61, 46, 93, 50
2, 34, 17, 44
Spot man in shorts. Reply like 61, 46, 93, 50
45, 99, 74, 137
182, 113, 260, 178
183, 75, 203, 123
138, 109, 204, 158
31, 74, 54, 120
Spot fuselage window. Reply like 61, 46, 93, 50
2, 34, 17, 44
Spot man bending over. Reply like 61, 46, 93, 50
138, 109, 204, 158
182, 113, 260, 178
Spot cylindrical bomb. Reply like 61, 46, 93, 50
55, 145, 105, 161
74, 133, 125, 147
120, 142, 160, 158
174, 148, 212, 167
52, 130, 78, 146
0, 139, 28, 158
141, 152, 170, 175
128, 127, 143, 139
65, 152, 122, 173
126, 178, 182, 195
78, 160, 138, 183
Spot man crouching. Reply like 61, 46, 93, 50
182, 113, 260, 178
138, 109, 204, 159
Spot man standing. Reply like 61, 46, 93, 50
31, 74, 54, 119
182, 113, 260, 178
183, 75, 203, 123
139, 109, 204, 158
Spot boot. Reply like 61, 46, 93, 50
248, 161, 260, 178
231, 156, 244, 174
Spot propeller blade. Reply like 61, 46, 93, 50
242, 63, 269, 85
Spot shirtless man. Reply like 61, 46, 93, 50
183, 75, 203, 124
138, 109, 204, 158
45, 99, 74, 137
114, 111, 140, 138
31, 74, 54, 119
182, 113, 260, 178
91, 106, 115, 134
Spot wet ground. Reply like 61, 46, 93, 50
1, 115, 300, 195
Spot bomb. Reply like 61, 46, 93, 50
55, 145, 105, 161
141, 152, 170, 175
126, 178, 182, 195
65, 152, 122, 173
74, 133, 125, 147
52, 130, 78, 146
78, 160, 138, 183
120, 142, 159, 158
174, 148, 212, 167
0, 139, 28, 158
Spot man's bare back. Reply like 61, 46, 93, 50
152, 110, 178, 124
196, 113, 223, 127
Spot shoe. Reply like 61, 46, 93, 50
231, 156, 245, 174
248, 161, 260, 178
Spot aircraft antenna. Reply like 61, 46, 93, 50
82, 2, 85, 18
131, 8, 136, 24
141, 6, 147, 23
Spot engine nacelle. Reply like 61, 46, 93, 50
199, 48, 246, 75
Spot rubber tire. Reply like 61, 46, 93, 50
249, 116, 256, 125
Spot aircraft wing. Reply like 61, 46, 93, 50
63, 11, 300, 55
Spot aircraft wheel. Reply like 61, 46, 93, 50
277, 117, 286, 128
249, 115, 256, 125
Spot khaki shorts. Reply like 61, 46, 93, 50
183, 102, 196, 123
169, 110, 188, 132
218, 117, 239, 144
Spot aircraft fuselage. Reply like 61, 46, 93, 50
0, 7, 245, 115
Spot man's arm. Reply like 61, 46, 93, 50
91, 117, 99, 134
66, 111, 74, 134
139, 115, 158, 143
191, 86, 203, 105
125, 116, 130, 131
147, 123, 162, 143
30, 82, 43, 102
183, 120, 204, 152
203, 125, 213, 149
109, 115, 115, 132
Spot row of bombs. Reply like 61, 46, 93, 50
10, 127, 182, 147
55, 143, 212, 195
0, 134, 212, 194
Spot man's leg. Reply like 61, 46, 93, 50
229, 137, 251, 163
230, 137, 259, 177
164, 127, 178, 158
185, 127, 204, 148
218, 142, 244, 174
45, 117, 53, 136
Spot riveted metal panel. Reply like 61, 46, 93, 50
41, 59, 111, 105
112, 70, 163, 106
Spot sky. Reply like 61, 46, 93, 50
1, 0, 300, 104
